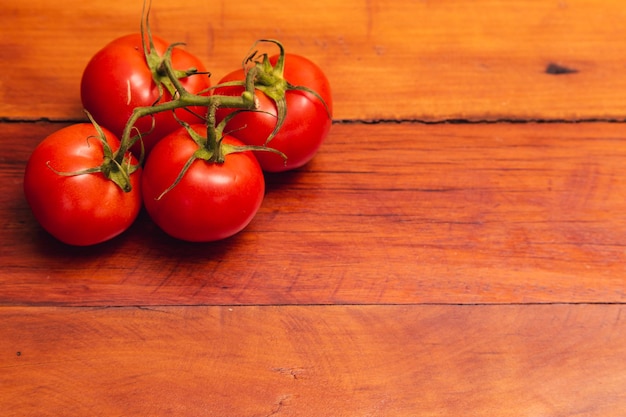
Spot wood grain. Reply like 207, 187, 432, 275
3, 121, 625, 306
2, 304, 625, 416
2, 0, 625, 414
3, 0, 626, 121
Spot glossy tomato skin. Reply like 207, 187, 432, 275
81, 33, 211, 155
23, 124, 142, 246
142, 125, 265, 242
214, 53, 332, 172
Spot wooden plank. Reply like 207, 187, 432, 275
3, 121, 625, 306
3, 0, 626, 121
1, 304, 625, 416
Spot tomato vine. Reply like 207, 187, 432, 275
24, 2, 333, 244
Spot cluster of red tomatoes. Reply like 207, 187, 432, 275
23, 26, 332, 246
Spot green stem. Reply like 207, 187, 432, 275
111, 31, 263, 169
160, 45, 193, 97
114, 79, 257, 164
205, 101, 222, 162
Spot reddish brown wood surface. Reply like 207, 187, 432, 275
2, 304, 626, 416
4, 0, 626, 121
2, 0, 626, 414
2, 121, 626, 306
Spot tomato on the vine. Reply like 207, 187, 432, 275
23, 123, 142, 246
81, 33, 211, 155
141, 124, 265, 242
214, 52, 332, 172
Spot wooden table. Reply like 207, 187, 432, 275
2, 0, 626, 415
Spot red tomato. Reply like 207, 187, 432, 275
23, 124, 142, 246
81, 33, 211, 155
142, 125, 265, 242
214, 53, 332, 172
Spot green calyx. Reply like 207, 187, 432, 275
243, 39, 331, 145
47, 112, 140, 193
243, 39, 288, 144
154, 104, 286, 200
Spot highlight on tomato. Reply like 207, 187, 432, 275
23, 122, 142, 246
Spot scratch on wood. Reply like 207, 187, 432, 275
272, 367, 305, 380
266, 394, 291, 416
135, 306, 172, 314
